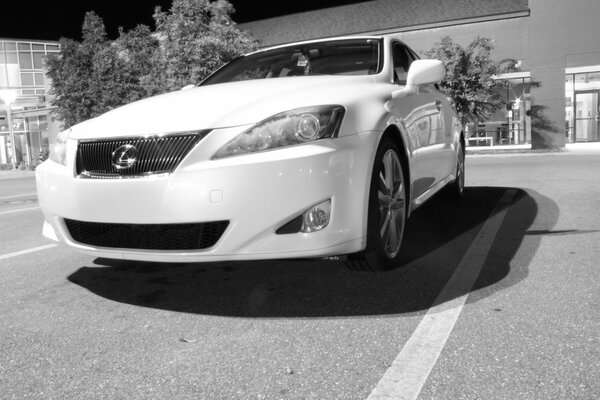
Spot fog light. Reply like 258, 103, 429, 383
301, 199, 331, 233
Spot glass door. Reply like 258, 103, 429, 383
574, 91, 600, 142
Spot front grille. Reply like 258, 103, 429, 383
64, 219, 229, 250
76, 132, 209, 178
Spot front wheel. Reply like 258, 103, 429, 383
445, 141, 465, 200
346, 137, 407, 271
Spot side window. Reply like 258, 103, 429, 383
392, 43, 415, 85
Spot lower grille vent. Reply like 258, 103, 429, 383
64, 219, 229, 250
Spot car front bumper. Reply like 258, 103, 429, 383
36, 131, 380, 262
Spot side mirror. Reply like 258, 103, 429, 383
406, 59, 445, 87
385, 59, 445, 111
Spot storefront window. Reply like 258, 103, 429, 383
467, 76, 531, 146
574, 71, 600, 91
566, 69, 600, 142
1, 40, 59, 166
565, 75, 574, 139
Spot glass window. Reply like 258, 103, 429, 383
574, 91, 599, 142
18, 43, 31, 51
569, 71, 600, 143
36, 89, 45, 95
5, 42, 17, 51
34, 73, 44, 85
0, 53, 4, 64
39, 115, 48, 131
46, 44, 59, 51
33, 53, 45, 69
18, 52, 33, 69
13, 118, 26, 132
5, 53, 17, 64
574, 71, 600, 91
29, 116, 40, 131
471, 77, 532, 145
0, 42, 3, 51
32, 44, 45, 51
1, 64, 19, 87
392, 43, 415, 85
22, 89, 36, 95
201, 38, 383, 85
565, 74, 574, 140
21, 73, 34, 86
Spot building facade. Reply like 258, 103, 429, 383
0, 38, 61, 167
240, 0, 600, 148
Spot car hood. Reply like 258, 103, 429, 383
70, 75, 378, 140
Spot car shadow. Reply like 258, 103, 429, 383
67, 186, 557, 318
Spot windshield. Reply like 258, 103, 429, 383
201, 38, 382, 86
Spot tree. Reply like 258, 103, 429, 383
45, 1, 257, 128
113, 25, 160, 105
45, 12, 111, 127
140, 0, 258, 95
423, 36, 516, 127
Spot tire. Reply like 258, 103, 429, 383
445, 141, 465, 200
346, 137, 407, 271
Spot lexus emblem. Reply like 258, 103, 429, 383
111, 144, 138, 170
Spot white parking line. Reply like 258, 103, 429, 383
0, 207, 40, 215
0, 244, 58, 261
0, 192, 37, 200
368, 189, 516, 400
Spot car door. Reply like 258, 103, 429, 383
390, 42, 452, 200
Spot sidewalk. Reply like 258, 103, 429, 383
466, 141, 600, 155
0, 168, 36, 180
564, 142, 600, 154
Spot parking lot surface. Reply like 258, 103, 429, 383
1, 152, 599, 399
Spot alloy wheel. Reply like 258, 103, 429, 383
377, 149, 406, 258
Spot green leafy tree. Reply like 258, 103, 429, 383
46, 1, 256, 128
45, 12, 110, 127
423, 36, 516, 127
46, 12, 159, 127
141, 0, 258, 95
113, 25, 160, 104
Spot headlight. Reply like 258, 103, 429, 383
212, 105, 345, 159
49, 129, 70, 166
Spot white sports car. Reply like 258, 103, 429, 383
36, 35, 464, 270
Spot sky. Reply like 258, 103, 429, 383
2, 0, 368, 41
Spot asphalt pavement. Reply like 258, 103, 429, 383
1, 149, 599, 399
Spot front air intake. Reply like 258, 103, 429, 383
64, 219, 229, 250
